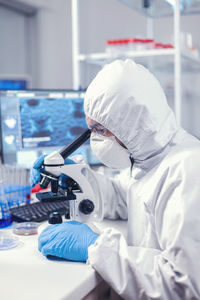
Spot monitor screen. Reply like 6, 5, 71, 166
0, 79, 28, 90
19, 93, 88, 149
0, 90, 100, 167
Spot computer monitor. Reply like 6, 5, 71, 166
0, 75, 31, 90
0, 90, 100, 167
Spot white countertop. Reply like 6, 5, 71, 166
0, 220, 127, 300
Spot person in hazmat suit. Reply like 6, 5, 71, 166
35, 59, 200, 299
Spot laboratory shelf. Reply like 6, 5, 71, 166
77, 49, 200, 72
78, 49, 176, 65
181, 51, 200, 64
148, 51, 200, 72
119, 0, 200, 18
151, 55, 200, 73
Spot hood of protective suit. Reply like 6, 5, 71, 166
84, 59, 179, 169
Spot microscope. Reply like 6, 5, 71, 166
36, 129, 103, 222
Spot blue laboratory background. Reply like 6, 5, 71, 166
19, 97, 88, 149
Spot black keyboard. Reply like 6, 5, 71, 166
10, 200, 70, 223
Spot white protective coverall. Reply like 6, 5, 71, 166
84, 59, 200, 299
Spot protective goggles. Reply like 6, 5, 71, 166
89, 123, 107, 135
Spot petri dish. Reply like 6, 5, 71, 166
0, 231, 19, 250
13, 222, 40, 236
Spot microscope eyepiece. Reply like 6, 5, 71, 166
59, 129, 91, 159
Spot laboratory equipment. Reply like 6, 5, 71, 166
12, 222, 40, 235
48, 212, 63, 224
30, 155, 75, 188
0, 231, 19, 250
106, 38, 154, 53
105, 38, 174, 54
0, 175, 12, 228
0, 164, 30, 228
0, 89, 100, 166
0, 192, 12, 228
36, 129, 103, 222
118, 0, 200, 17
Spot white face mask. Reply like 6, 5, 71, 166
90, 133, 131, 169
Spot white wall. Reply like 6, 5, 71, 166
0, 5, 27, 75
29, 0, 72, 89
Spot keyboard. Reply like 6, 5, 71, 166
10, 200, 70, 223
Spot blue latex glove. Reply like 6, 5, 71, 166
30, 154, 46, 187
38, 221, 98, 262
30, 155, 75, 187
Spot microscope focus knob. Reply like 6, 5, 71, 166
78, 199, 94, 215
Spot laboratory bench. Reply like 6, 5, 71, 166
0, 219, 127, 300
